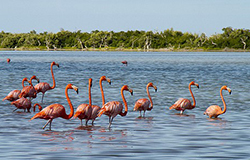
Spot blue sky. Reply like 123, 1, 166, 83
1, 0, 249, 36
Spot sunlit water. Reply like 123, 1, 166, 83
0, 51, 250, 159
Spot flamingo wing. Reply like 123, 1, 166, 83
3, 90, 21, 101
35, 82, 51, 93
169, 98, 192, 110
134, 98, 150, 111
30, 104, 65, 120
91, 105, 101, 119
204, 105, 222, 118
98, 101, 123, 117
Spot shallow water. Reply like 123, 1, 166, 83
0, 51, 250, 159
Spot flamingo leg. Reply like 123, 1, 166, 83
13, 108, 18, 112
80, 119, 83, 126
43, 119, 52, 130
85, 119, 89, 126
108, 117, 114, 128
92, 119, 95, 126
139, 111, 142, 117
143, 111, 146, 118
41, 93, 45, 103
180, 110, 184, 114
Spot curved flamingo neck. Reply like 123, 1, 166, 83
120, 87, 128, 117
63, 85, 74, 119
50, 63, 56, 89
100, 78, 105, 106
189, 84, 196, 107
147, 85, 153, 110
220, 88, 227, 114
89, 81, 92, 106
22, 78, 27, 88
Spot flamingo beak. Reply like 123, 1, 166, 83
36, 78, 40, 83
107, 78, 111, 85
130, 89, 133, 96
72, 85, 79, 94
153, 85, 157, 92
227, 87, 232, 94
196, 83, 199, 89
56, 63, 60, 68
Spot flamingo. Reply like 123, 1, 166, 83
34, 62, 59, 103
204, 86, 232, 118
169, 81, 199, 114
98, 85, 133, 128
19, 75, 39, 100
7, 58, 10, 63
3, 77, 29, 102
11, 97, 31, 112
121, 61, 128, 66
90, 76, 111, 125
30, 84, 78, 130
33, 103, 43, 112
73, 78, 93, 126
134, 82, 157, 117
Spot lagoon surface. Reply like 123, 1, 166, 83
0, 51, 250, 159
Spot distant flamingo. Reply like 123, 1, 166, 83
30, 84, 78, 130
35, 62, 59, 103
98, 85, 133, 128
11, 97, 31, 112
169, 81, 199, 114
121, 61, 128, 66
73, 78, 93, 126
33, 103, 43, 112
7, 58, 10, 63
3, 77, 29, 102
19, 75, 39, 100
134, 82, 157, 117
204, 86, 232, 118
90, 76, 111, 125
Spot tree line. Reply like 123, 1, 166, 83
0, 27, 249, 51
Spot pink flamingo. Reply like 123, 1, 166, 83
98, 85, 133, 128
11, 97, 31, 112
134, 82, 157, 117
121, 61, 128, 66
169, 81, 199, 114
30, 84, 78, 130
3, 77, 29, 102
19, 75, 39, 100
204, 86, 232, 118
90, 76, 111, 125
73, 78, 93, 126
33, 103, 43, 112
35, 62, 59, 103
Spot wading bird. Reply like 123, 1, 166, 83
134, 82, 157, 117
3, 77, 29, 102
98, 85, 133, 128
204, 86, 232, 118
74, 78, 93, 126
19, 75, 39, 100
11, 97, 32, 112
169, 81, 199, 114
30, 84, 78, 130
90, 76, 111, 125
121, 61, 128, 66
35, 62, 59, 103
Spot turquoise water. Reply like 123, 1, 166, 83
0, 51, 250, 159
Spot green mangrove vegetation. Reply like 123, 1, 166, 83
0, 27, 249, 51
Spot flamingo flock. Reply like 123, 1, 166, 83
2, 60, 232, 130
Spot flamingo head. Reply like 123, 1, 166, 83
148, 82, 157, 92
29, 75, 40, 84
101, 76, 111, 85
122, 85, 133, 95
223, 86, 232, 94
89, 78, 92, 88
67, 84, 79, 94
52, 61, 60, 68
190, 81, 199, 89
